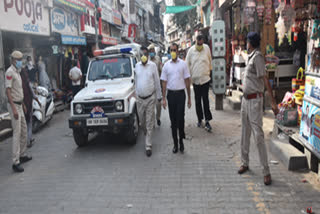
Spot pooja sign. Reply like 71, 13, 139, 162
0, 0, 50, 35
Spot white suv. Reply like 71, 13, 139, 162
69, 44, 141, 147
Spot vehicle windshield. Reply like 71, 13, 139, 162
88, 57, 132, 81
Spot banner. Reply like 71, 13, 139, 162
165, 0, 201, 14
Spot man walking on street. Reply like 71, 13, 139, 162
135, 47, 162, 157
21, 65, 41, 148
148, 44, 163, 126
5, 51, 32, 173
161, 43, 191, 154
69, 60, 82, 97
237, 32, 279, 185
186, 34, 213, 132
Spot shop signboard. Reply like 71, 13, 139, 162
300, 97, 320, 158
100, 0, 122, 26
61, 35, 86, 45
0, 0, 50, 36
53, 0, 94, 13
112, 9, 122, 26
51, 7, 79, 36
80, 9, 95, 35
101, 36, 117, 45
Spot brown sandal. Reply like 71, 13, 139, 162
238, 166, 249, 174
264, 174, 272, 185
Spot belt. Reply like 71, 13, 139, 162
243, 93, 263, 100
138, 93, 153, 100
168, 89, 184, 93
13, 101, 23, 105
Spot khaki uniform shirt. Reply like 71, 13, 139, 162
5, 65, 24, 102
151, 55, 162, 76
186, 44, 212, 85
243, 50, 266, 95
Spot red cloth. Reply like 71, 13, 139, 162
211, 0, 214, 12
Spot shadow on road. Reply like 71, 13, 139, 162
72, 132, 140, 153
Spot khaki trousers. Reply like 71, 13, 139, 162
137, 94, 156, 150
8, 103, 27, 165
240, 97, 270, 176
156, 100, 161, 121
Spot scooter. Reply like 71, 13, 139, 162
32, 86, 55, 133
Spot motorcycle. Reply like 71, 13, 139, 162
32, 86, 55, 133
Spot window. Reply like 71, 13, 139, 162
88, 57, 132, 81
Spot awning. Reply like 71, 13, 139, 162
165, 0, 201, 14
61, 35, 86, 45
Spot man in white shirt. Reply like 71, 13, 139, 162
161, 43, 191, 154
135, 47, 162, 157
148, 44, 163, 126
186, 34, 213, 132
69, 61, 82, 97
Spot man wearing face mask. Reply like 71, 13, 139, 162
237, 32, 279, 185
26, 56, 37, 83
5, 51, 32, 173
135, 47, 162, 157
148, 44, 163, 126
161, 43, 191, 154
186, 34, 213, 132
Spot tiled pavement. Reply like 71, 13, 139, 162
0, 93, 319, 214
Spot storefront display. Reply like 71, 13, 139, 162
300, 96, 320, 157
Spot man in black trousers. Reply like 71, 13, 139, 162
186, 34, 213, 131
161, 43, 192, 153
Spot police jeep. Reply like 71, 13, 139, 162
69, 44, 141, 147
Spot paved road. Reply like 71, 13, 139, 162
0, 93, 319, 214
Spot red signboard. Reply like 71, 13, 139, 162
102, 36, 118, 45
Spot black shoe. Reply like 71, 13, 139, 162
205, 121, 212, 132
12, 164, 24, 173
172, 145, 178, 154
27, 141, 33, 148
157, 120, 161, 126
179, 141, 184, 153
146, 149, 152, 157
20, 155, 32, 164
197, 120, 202, 128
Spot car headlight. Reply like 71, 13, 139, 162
75, 104, 83, 114
115, 101, 123, 112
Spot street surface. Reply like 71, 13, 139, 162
0, 92, 319, 214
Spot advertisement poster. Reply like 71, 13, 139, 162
305, 76, 320, 101
300, 99, 320, 157
0, 0, 50, 35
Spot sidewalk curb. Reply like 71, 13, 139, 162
269, 137, 308, 171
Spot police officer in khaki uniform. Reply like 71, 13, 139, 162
5, 51, 32, 173
237, 33, 278, 185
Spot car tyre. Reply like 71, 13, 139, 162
127, 107, 139, 145
73, 129, 88, 147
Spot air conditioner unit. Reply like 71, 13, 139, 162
42, 0, 53, 8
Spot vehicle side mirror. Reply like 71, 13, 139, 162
131, 79, 135, 84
